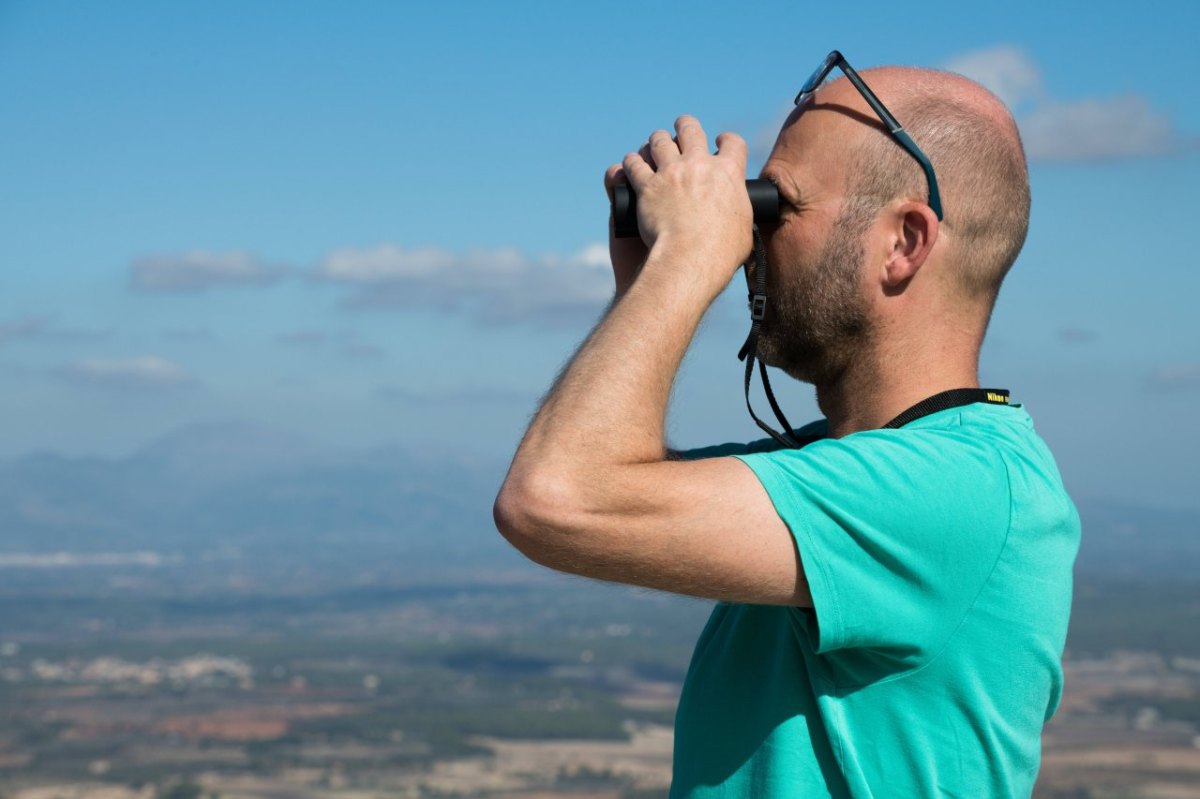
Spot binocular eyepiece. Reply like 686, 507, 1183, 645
610, 179, 781, 238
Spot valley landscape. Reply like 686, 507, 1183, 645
1, 423, 1198, 799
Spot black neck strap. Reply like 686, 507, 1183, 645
882, 387, 1011, 429
737, 225, 801, 449
737, 230, 1011, 449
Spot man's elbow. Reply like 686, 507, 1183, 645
492, 472, 580, 568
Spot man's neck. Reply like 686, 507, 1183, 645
816, 341, 982, 439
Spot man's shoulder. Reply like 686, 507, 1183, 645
798, 403, 1038, 465
677, 404, 1053, 496
730, 407, 1022, 526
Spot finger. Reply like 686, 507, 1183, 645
637, 141, 656, 170
675, 115, 708, 156
648, 128, 681, 165
715, 131, 748, 164
604, 163, 627, 202
622, 151, 654, 191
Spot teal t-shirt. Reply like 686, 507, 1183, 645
669, 402, 1080, 798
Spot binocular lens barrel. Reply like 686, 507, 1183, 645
610, 179, 780, 238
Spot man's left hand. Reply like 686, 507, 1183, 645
618, 115, 754, 300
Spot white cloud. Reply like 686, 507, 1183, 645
0, 316, 49, 345
277, 330, 327, 348
943, 45, 1197, 162
943, 45, 1043, 109
130, 243, 618, 327
1021, 95, 1184, 161
340, 342, 385, 360
320, 245, 455, 282
315, 242, 615, 327
1146, 363, 1200, 393
58, 356, 196, 391
130, 251, 292, 292
273, 329, 387, 359
0, 316, 113, 345
0, 552, 166, 568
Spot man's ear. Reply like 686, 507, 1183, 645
882, 202, 939, 290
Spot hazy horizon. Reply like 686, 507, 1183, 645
3, 1, 1198, 517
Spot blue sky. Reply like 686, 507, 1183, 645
1, 1, 1198, 511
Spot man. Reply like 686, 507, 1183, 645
493, 55, 1080, 798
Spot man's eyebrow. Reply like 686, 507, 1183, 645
761, 170, 798, 203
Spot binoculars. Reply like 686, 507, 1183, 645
610, 179, 781, 238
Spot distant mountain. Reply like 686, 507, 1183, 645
0, 421, 519, 583
0, 422, 1196, 586
127, 420, 324, 493
1074, 500, 1200, 580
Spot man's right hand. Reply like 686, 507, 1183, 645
604, 161, 649, 299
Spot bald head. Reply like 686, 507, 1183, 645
806, 67, 1031, 316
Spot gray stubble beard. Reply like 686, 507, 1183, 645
755, 209, 874, 387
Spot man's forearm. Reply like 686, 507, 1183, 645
501, 114, 749, 497
507, 243, 717, 487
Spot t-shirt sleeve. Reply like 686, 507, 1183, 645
733, 429, 1012, 665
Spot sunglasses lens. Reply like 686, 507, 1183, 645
796, 52, 839, 106
800, 62, 826, 94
